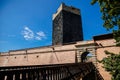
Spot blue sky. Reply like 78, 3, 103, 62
0, 0, 111, 52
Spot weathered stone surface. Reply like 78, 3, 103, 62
52, 11, 63, 45
52, 5, 83, 45
62, 10, 83, 43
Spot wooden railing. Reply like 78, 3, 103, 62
0, 62, 103, 80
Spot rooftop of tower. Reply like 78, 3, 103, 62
52, 3, 80, 20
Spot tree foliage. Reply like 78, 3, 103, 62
91, 0, 120, 80
91, 0, 120, 46
99, 51, 120, 80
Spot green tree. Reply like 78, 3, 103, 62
91, 0, 120, 80
99, 51, 120, 80
91, 0, 120, 46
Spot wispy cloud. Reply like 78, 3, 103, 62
22, 26, 34, 40
35, 31, 46, 40
21, 26, 46, 41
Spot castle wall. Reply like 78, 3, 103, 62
95, 39, 120, 80
0, 44, 76, 66
0, 37, 119, 80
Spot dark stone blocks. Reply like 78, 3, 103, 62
52, 10, 83, 45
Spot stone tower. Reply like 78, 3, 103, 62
52, 3, 83, 45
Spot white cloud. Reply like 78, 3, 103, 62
35, 31, 46, 40
37, 31, 46, 37
35, 36, 42, 40
22, 26, 34, 40
21, 26, 46, 41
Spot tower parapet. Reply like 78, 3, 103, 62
53, 3, 80, 20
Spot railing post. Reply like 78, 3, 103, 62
22, 71, 27, 80
28, 70, 33, 80
6, 72, 13, 80
14, 71, 20, 80
0, 72, 5, 80
50, 69, 53, 80
41, 69, 46, 80
36, 69, 40, 80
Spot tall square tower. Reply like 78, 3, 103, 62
52, 3, 83, 45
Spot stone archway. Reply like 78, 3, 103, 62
81, 51, 89, 62
75, 41, 97, 65
76, 48, 96, 63
81, 51, 95, 63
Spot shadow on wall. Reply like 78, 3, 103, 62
82, 62, 104, 80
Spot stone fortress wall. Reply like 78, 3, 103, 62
0, 33, 120, 80
0, 44, 76, 66
0, 40, 96, 66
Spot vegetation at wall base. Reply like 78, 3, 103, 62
99, 51, 120, 80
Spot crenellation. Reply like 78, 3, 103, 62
53, 3, 80, 20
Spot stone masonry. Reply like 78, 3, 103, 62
52, 3, 83, 45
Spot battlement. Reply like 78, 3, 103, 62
53, 3, 80, 20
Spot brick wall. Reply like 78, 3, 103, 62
95, 39, 120, 80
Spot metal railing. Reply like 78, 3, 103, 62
0, 62, 103, 80
0, 62, 92, 80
